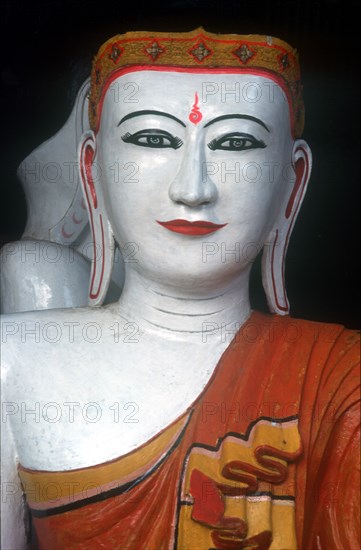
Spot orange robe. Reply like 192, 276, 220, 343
19, 312, 360, 549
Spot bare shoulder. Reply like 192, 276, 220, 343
1, 304, 137, 399
1, 303, 132, 351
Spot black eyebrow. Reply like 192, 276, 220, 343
203, 114, 270, 132
117, 110, 186, 127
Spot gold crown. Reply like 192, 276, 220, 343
89, 27, 304, 136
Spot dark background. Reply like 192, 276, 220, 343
1, 0, 360, 328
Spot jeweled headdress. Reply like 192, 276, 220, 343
89, 27, 304, 137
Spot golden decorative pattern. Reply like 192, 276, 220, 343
89, 27, 304, 136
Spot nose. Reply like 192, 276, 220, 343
168, 136, 218, 207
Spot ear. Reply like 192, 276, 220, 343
262, 140, 312, 315
79, 130, 115, 306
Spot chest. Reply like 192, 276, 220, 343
5, 334, 228, 470
18, 367, 304, 550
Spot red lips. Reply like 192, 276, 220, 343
157, 219, 227, 235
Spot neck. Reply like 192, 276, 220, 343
111, 266, 252, 344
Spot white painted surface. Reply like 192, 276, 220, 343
0, 240, 91, 313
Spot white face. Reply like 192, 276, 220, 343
96, 71, 295, 291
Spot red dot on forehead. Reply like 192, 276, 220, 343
189, 92, 203, 125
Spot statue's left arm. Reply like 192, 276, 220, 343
1, 415, 28, 549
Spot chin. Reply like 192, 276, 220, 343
132, 254, 250, 291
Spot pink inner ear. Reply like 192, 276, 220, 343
85, 144, 98, 209
285, 156, 305, 219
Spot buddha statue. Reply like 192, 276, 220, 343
1, 28, 359, 550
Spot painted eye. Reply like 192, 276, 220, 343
122, 129, 183, 149
208, 132, 266, 151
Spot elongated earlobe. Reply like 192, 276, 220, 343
79, 131, 115, 306
262, 141, 312, 315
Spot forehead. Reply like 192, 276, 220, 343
101, 70, 292, 132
